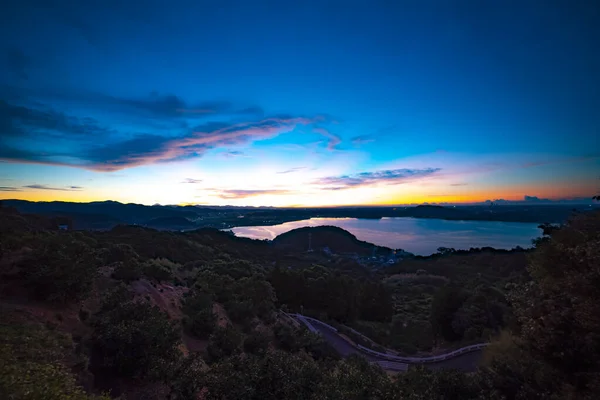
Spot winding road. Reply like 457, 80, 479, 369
292, 313, 485, 372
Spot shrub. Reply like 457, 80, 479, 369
243, 330, 270, 356
143, 258, 178, 282
0, 322, 108, 400
206, 326, 243, 363
111, 260, 142, 282
92, 293, 181, 379
20, 233, 100, 303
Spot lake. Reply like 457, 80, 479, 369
230, 217, 542, 255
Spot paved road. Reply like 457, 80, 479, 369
306, 317, 483, 372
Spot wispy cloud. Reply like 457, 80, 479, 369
0, 186, 21, 192
216, 189, 291, 199
0, 86, 337, 171
484, 195, 597, 205
0, 103, 332, 171
450, 183, 468, 186
351, 135, 375, 145
181, 178, 202, 184
23, 184, 83, 191
277, 167, 306, 174
313, 127, 341, 150
315, 168, 441, 189
222, 150, 247, 158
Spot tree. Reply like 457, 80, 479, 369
92, 291, 182, 379
243, 329, 270, 356
0, 321, 110, 400
20, 233, 100, 303
430, 286, 468, 342
182, 291, 216, 339
205, 326, 243, 363
482, 211, 600, 399
509, 211, 600, 398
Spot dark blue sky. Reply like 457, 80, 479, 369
0, 1, 598, 205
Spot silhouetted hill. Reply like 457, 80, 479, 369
273, 225, 392, 255
2, 200, 595, 232
145, 216, 196, 230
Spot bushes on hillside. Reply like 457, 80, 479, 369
19, 233, 100, 303
0, 322, 108, 400
91, 287, 181, 379
205, 326, 243, 363
142, 258, 179, 282
182, 291, 216, 339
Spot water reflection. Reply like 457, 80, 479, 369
230, 217, 542, 256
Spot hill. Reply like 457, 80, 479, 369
272, 225, 392, 255
2, 205, 600, 399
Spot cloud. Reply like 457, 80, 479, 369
99, 92, 265, 120
450, 183, 468, 186
277, 167, 306, 174
222, 150, 246, 158
23, 184, 83, 191
315, 168, 441, 189
0, 100, 111, 140
182, 178, 202, 184
312, 127, 341, 150
0, 103, 328, 171
0, 186, 21, 192
351, 135, 375, 145
484, 196, 597, 205
78, 116, 318, 171
216, 189, 291, 199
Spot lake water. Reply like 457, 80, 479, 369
230, 217, 542, 256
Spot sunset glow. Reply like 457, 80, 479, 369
1, 3, 598, 206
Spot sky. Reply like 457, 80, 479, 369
0, 0, 598, 206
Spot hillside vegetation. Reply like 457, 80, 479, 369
1, 204, 599, 399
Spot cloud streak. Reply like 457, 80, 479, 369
216, 189, 291, 199
277, 167, 306, 174
0, 186, 21, 192
313, 127, 341, 150
23, 184, 83, 191
315, 168, 441, 189
351, 135, 375, 145
0, 93, 335, 171
181, 178, 202, 184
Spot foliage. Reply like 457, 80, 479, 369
201, 350, 322, 400
166, 354, 206, 400
0, 321, 108, 400
392, 366, 488, 400
205, 325, 243, 363
142, 258, 179, 282
243, 329, 271, 356
18, 232, 100, 302
497, 211, 600, 399
430, 286, 468, 342
182, 290, 216, 339
91, 287, 182, 379
269, 265, 393, 323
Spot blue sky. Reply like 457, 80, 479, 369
0, 0, 598, 205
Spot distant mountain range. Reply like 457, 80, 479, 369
1, 199, 597, 231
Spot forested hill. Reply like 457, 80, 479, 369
1, 204, 600, 399
272, 225, 392, 255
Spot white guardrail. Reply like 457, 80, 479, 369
357, 343, 489, 363
293, 314, 319, 334
289, 312, 489, 365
